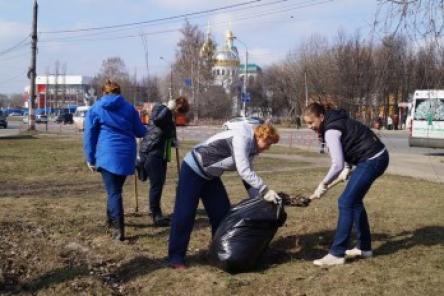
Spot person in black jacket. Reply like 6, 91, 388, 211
304, 102, 389, 266
138, 97, 189, 226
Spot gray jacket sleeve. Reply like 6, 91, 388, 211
232, 133, 267, 194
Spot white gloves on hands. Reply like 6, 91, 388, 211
337, 166, 351, 182
311, 183, 327, 199
263, 189, 281, 204
86, 162, 96, 173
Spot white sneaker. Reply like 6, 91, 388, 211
313, 254, 345, 266
345, 247, 373, 258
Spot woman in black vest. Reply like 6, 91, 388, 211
138, 97, 189, 226
303, 102, 389, 266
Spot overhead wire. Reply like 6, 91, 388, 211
38, 0, 334, 46
0, 70, 28, 86
38, 0, 264, 34
37, 0, 296, 39
0, 35, 30, 57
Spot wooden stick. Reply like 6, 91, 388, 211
175, 146, 181, 177
134, 174, 139, 213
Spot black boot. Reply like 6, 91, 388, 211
152, 212, 170, 227
110, 218, 125, 241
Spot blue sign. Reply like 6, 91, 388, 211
241, 91, 251, 103
183, 78, 192, 88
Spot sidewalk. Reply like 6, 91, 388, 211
262, 148, 444, 184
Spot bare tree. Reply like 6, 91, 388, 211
173, 21, 217, 120
376, 0, 444, 42
92, 57, 131, 98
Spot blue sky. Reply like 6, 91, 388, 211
0, 0, 378, 94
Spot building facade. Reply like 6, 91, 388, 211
210, 28, 261, 116
24, 75, 93, 110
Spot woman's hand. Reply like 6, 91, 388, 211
263, 189, 281, 204
86, 162, 96, 173
311, 182, 327, 199
337, 167, 351, 182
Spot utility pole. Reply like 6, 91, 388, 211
160, 57, 172, 100
304, 71, 308, 107
27, 0, 38, 130
234, 36, 248, 117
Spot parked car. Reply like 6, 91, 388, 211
36, 114, 48, 124
0, 110, 7, 128
222, 116, 265, 130
22, 112, 28, 124
55, 112, 74, 124
73, 106, 91, 131
7, 112, 22, 117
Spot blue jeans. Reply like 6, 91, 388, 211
330, 150, 389, 257
168, 162, 231, 265
100, 169, 127, 222
145, 155, 167, 215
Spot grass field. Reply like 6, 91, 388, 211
0, 134, 443, 295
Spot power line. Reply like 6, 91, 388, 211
39, 0, 325, 41
0, 70, 27, 86
0, 49, 30, 62
38, 0, 263, 34
0, 35, 30, 57
38, 0, 334, 45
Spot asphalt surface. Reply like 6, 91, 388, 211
2, 120, 443, 183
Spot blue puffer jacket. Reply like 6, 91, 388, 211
83, 94, 146, 176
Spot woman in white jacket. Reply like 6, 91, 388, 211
168, 123, 280, 269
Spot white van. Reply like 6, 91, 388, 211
408, 90, 444, 148
73, 106, 91, 131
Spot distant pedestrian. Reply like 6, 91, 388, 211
393, 113, 399, 130
303, 102, 389, 266
387, 115, 393, 130
83, 79, 146, 241
137, 97, 189, 227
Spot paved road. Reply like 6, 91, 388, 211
176, 125, 444, 155
176, 125, 444, 183
2, 121, 443, 183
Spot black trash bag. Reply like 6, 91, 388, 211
210, 197, 287, 273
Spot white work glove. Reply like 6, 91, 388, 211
337, 166, 351, 182
311, 182, 327, 199
263, 189, 281, 204
86, 162, 96, 173
167, 99, 176, 111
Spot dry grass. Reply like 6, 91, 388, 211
0, 135, 443, 295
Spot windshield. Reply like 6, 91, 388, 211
414, 98, 444, 121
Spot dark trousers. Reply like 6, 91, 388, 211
330, 150, 389, 257
168, 162, 231, 265
100, 169, 127, 222
145, 155, 167, 215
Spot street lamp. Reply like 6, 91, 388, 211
234, 36, 248, 117
159, 56, 173, 100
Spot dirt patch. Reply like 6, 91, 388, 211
0, 180, 103, 198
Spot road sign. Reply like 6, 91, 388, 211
184, 78, 192, 88
241, 91, 251, 103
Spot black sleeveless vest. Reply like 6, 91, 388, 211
322, 109, 385, 165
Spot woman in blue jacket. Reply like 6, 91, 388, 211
83, 80, 146, 241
